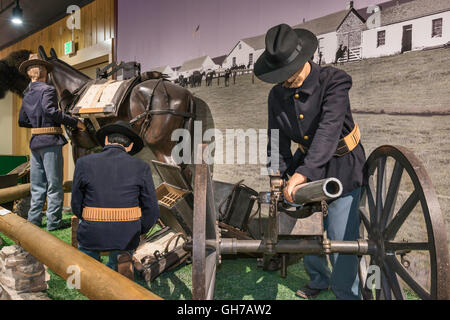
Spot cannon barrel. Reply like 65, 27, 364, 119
293, 178, 343, 205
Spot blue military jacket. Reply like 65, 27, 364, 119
71, 145, 160, 251
267, 61, 366, 195
18, 81, 78, 150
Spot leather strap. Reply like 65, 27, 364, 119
82, 206, 142, 222
31, 127, 63, 135
149, 109, 196, 118
336, 123, 361, 156
129, 79, 195, 133
298, 123, 361, 157
163, 233, 187, 254
218, 179, 245, 221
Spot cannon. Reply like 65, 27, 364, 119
187, 144, 449, 300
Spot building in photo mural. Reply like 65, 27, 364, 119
179, 0, 449, 73
149, 65, 177, 81
177, 56, 220, 77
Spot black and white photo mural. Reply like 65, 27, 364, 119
116, 0, 449, 300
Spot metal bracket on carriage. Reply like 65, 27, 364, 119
96, 61, 141, 80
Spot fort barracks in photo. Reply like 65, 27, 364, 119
222, 0, 450, 68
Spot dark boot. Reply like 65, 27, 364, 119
295, 285, 328, 299
117, 252, 134, 281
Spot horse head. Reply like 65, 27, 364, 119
38, 46, 91, 98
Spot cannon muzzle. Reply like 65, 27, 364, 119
293, 178, 343, 205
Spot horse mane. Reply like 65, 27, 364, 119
0, 49, 31, 99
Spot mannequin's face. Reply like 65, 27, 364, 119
27, 66, 48, 82
286, 63, 307, 84
283, 62, 311, 89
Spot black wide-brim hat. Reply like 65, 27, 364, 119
19, 53, 54, 75
254, 24, 318, 84
96, 121, 144, 156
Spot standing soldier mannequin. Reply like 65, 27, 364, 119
255, 24, 366, 300
18, 54, 85, 231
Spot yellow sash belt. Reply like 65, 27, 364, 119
82, 207, 142, 222
31, 127, 63, 135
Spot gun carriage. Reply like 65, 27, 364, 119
184, 144, 449, 300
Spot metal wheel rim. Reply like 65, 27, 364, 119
192, 161, 219, 300
359, 145, 449, 300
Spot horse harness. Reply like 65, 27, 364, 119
128, 78, 196, 139
61, 77, 195, 140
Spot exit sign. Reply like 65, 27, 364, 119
64, 41, 75, 55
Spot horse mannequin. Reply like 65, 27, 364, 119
38, 46, 197, 166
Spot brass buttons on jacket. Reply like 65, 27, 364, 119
294, 93, 300, 99
304, 136, 309, 141
299, 114, 304, 120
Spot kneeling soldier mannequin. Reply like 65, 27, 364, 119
18, 54, 86, 231
71, 121, 160, 280
255, 24, 366, 300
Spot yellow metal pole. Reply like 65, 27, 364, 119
0, 184, 30, 204
0, 181, 73, 204
0, 207, 162, 300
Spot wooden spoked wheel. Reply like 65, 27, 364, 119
192, 161, 220, 300
359, 145, 449, 300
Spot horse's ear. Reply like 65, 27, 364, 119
38, 46, 48, 60
50, 48, 57, 59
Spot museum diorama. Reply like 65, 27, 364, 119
0, 0, 449, 302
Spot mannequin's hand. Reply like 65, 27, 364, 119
283, 173, 307, 203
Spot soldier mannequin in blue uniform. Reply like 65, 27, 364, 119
71, 121, 160, 279
255, 24, 366, 300
18, 54, 86, 231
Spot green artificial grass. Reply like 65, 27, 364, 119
0, 213, 419, 300
143, 258, 336, 300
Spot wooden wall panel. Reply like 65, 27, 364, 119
0, 0, 115, 59
0, 0, 115, 156
91, 1, 98, 47
12, 94, 31, 156
105, 0, 111, 40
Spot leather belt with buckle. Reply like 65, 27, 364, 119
298, 124, 361, 157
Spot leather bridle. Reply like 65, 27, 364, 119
129, 79, 196, 138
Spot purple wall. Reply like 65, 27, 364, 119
117, 0, 379, 71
